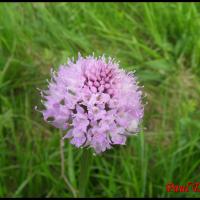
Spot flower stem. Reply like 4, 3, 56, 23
60, 135, 77, 197
78, 149, 93, 197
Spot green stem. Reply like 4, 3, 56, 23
78, 149, 93, 197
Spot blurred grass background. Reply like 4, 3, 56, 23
0, 2, 200, 197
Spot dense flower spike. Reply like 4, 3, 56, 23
41, 55, 144, 154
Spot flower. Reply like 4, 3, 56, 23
40, 54, 144, 154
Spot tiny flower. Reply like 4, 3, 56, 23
40, 54, 144, 154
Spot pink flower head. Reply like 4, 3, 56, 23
40, 54, 144, 154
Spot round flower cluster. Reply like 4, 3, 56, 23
41, 55, 144, 154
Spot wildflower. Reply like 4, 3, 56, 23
40, 54, 144, 154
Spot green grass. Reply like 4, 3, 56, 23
0, 2, 200, 197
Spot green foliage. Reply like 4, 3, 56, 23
0, 2, 200, 197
